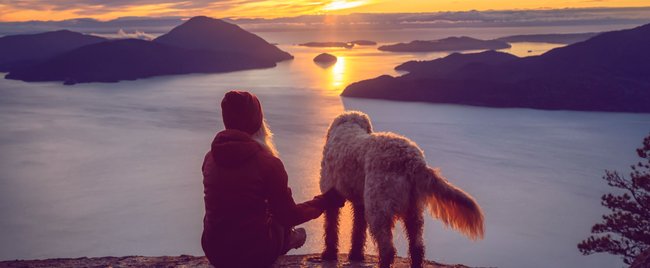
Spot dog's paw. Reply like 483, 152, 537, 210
320, 249, 338, 261
348, 251, 365, 262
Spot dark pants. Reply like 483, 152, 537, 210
270, 218, 293, 257
202, 218, 292, 268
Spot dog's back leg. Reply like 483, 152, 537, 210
368, 213, 396, 268
321, 206, 340, 261
367, 206, 396, 268
349, 202, 367, 261
404, 202, 425, 268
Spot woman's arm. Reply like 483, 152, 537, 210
263, 156, 326, 226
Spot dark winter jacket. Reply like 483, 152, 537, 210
201, 129, 327, 267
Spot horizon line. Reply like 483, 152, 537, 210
1, 5, 649, 23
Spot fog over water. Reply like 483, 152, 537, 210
1, 28, 649, 268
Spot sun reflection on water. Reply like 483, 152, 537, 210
330, 56, 346, 89
276, 41, 564, 98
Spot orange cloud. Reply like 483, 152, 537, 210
0, 1, 347, 21
0, 0, 647, 22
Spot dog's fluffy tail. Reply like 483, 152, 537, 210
421, 166, 484, 240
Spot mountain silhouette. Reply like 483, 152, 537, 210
5, 16, 293, 84
395, 50, 518, 77
496, 32, 599, 44
378, 36, 511, 52
6, 39, 276, 84
154, 16, 292, 62
299, 42, 354, 48
343, 23, 650, 112
0, 30, 106, 72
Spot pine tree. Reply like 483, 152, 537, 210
578, 134, 650, 265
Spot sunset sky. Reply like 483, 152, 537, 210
0, 0, 649, 22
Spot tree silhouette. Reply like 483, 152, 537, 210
578, 133, 650, 265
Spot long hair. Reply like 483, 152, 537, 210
251, 119, 279, 157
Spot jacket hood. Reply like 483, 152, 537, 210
211, 129, 263, 167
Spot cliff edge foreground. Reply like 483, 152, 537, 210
0, 254, 471, 268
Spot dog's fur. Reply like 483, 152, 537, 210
319, 111, 484, 268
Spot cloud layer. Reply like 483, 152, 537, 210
1, 0, 649, 22
0, 0, 341, 21
0, 7, 648, 36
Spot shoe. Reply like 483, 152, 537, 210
287, 228, 307, 249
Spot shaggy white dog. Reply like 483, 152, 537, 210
319, 111, 484, 268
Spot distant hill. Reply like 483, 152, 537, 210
342, 23, 650, 113
298, 40, 377, 48
0, 30, 106, 72
154, 16, 292, 62
350, 40, 377, 46
299, 42, 354, 48
496, 32, 599, 44
395, 50, 519, 77
378, 37, 511, 52
5, 16, 293, 84
5, 39, 276, 84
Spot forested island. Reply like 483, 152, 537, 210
2, 16, 293, 84
343, 23, 650, 113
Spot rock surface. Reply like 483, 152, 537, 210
0, 254, 470, 268
313, 53, 337, 64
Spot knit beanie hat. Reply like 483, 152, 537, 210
220, 90, 263, 135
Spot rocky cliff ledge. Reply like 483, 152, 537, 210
0, 254, 470, 268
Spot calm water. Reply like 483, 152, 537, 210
253, 24, 640, 44
1, 28, 649, 268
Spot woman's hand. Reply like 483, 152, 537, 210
321, 189, 346, 208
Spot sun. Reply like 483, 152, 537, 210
323, 0, 367, 11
